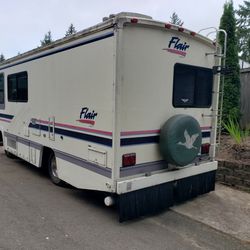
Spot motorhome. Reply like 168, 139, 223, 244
0, 13, 223, 221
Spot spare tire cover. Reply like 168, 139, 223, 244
159, 114, 202, 166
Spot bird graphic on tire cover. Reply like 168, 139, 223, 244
178, 130, 199, 149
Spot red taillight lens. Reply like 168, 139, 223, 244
165, 23, 172, 29
201, 143, 210, 155
131, 18, 138, 23
122, 153, 136, 167
178, 27, 185, 32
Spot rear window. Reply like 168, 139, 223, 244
173, 63, 213, 108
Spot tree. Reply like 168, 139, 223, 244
65, 24, 77, 37
0, 53, 5, 62
236, 1, 250, 63
169, 12, 184, 26
40, 31, 53, 47
219, 0, 241, 122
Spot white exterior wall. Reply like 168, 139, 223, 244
0, 28, 116, 192
117, 24, 215, 175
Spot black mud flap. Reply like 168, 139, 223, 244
118, 182, 174, 222
118, 170, 216, 222
174, 170, 216, 203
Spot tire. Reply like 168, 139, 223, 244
5, 150, 17, 159
159, 114, 202, 166
48, 153, 65, 186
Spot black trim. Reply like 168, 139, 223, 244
0, 113, 14, 120
29, 123, 112, 147
0, 32, 114, 71
202, 131, 210, 138
121, 136, 160, 146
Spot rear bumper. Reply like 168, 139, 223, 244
116, 161, 217, 194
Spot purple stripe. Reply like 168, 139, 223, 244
120, 161, 167, 177
54, 150, 112, 178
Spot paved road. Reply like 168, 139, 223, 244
0, 148, 249, 250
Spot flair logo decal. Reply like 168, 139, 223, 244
163, 36, 190, 57
77, 107, 98, 125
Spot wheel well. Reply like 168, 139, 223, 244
41, 147, 54, 170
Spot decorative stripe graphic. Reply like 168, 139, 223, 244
120, 160, 166, 177
55, 150, 112, 178
0, 113, 14, 123
29, 120, 112, 147
163, 48, 187, 56
0, 31, 114, 71
4, 131, 111, 177
120, 127, 211, 146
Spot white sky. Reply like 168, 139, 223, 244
0, 0, 245, 58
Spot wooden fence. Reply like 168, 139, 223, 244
240, 68, 250, 129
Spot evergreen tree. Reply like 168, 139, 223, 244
40, 31, 53, 47
65, 24, 77, 37
219, 0, 241, 122
0, 53, 5, 62
169, 12, 184, 26
236, 1, 250, 63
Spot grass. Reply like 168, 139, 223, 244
223, 116, 249, 145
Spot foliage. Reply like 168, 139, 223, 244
40, 31, 53, 47
219, 0, 241, 123
169, 12, 183, 26
223, 115, 248, 145
0, 53, 5, 62
236, 0, 250, 63
65, 24, 77, 37
223, 115, 249, 158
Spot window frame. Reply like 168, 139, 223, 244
0, 73, 5, 109
172, 63, 213, 108
7, 71, 28, 103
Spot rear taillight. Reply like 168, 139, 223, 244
201, 143, 210, 155
122, 153, 136, 167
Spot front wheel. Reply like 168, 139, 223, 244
48, 153, 65, 186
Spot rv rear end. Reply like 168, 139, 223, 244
114, 15, 219, 221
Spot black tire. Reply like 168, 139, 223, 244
48, 153, 65, 186
5, 150, 17, 159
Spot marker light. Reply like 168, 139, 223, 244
165, 23, 172, 29
201, 143, 210, 155
122, 153, 136, 167
131, 18, 138, 23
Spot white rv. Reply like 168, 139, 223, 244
0, 13, 222, 221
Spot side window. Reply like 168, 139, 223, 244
8, 71, 28, 102
173, 64, 213, 108
0, 74, 4, 108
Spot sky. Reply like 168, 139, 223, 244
0, 0, 246, 59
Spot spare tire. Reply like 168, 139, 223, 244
159, 115, 202, 166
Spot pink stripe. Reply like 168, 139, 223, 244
37, 119, 112, 137
121, 130, 160, 136
163, 48, 187, 56
77, 119, 95, 125
201, 126, 212, 130
0, 118, 11, 123
121, 126, 211, 136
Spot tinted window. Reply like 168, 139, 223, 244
8, 72, 28, 102
0, 74, 4, 105
173, 64, 213, 108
